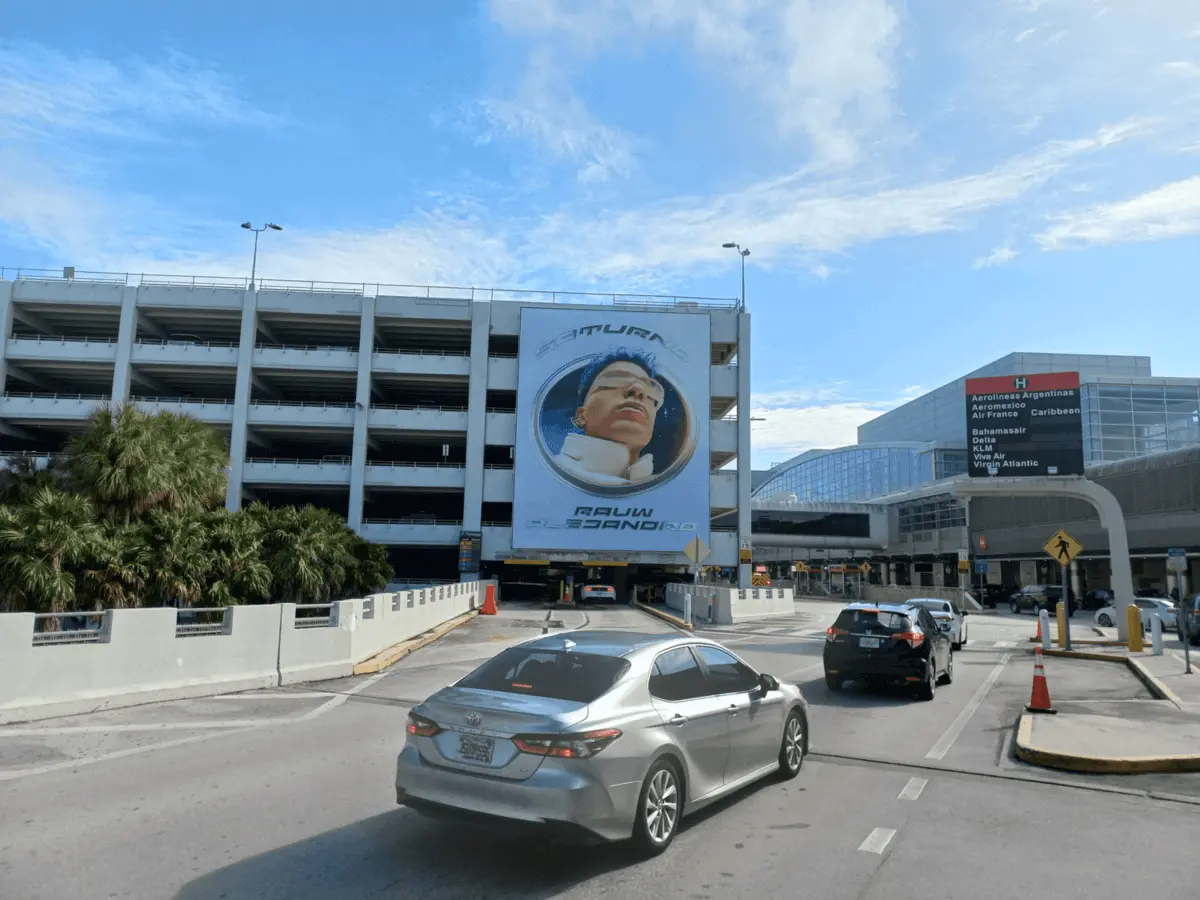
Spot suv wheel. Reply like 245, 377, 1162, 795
632, 758, 682, 856
1010, 600, 1019, 614
914, 658, 936, 701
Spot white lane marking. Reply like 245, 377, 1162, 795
858, 828, 897, 854
297, 670, 393, 721
897, 777, 927, 801
925, 652, 1013, 761
0, 726, 261, 783
211, 691, 332, 699
0, 720, 271, 737
994, 641, 1016, 649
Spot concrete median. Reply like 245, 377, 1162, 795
0, 580, 494, 724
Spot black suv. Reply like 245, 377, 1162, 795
822, 602, 953, 701
1009, 584, 1077, 616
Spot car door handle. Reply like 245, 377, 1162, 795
727, 704, 739, 716
668, 714, 688, 726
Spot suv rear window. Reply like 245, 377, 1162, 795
456, 648, 630, 703
833, 609, 912, 633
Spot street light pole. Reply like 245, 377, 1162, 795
241, 222, 283, 288
721, 242, 751, 309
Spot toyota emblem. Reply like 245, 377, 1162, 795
465, 712, 481, 727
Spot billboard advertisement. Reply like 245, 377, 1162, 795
965, 371, 1084, 477
512, 307, 712, 553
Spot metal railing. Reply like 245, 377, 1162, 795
484, 463, 514, 470
2, 391, 110, 402
375, 348, 470, 358
31, 612, 106, 646
175, 608, 229, 637
481, 521, 513, 527
244, 457, 352, 467
361, 517, 464, 526
365, 460, 465, 469
485, 406, 517, 414
294, 603, 336, 628
487, 352, 518, 359
255, 342, 358, 354
1, 267, 738, 308
1, 450, 64, 460
132, 396, 235, 406
9, 333, 117, 346
249, 399, 354, 409
370, 402, 467, 412
136, 338, 238, 349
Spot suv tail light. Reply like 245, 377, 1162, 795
512, 728, 622, 759
826, 626, 847, 641
406, 711, 443, 737
891, 631, 925, 648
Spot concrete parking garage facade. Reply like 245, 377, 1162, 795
0, 269, 751, 586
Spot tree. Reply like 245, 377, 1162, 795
62, 405, 228, 525
78, 521, 147, 610
202, 509, 271, 606
0, 485, 100, 614
132, 510, 213, 607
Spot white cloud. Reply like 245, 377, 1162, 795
973, 244, 1018, 268
1162, 61, 1200, 78
811, 263, 832, 279
1036, 175, 1200, 249
485, 0, 904, 171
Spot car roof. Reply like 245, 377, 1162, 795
841, 602, 916, 614
519, 630, 686, 658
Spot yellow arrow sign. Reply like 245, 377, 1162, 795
683, 536, 711, 565
1043, 528, 1083, 566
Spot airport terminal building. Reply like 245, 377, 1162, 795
751, 353, 1200, 596
0, 269, 752, 592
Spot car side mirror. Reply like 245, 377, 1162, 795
962, 610, 970, 616
758, 673, 780, 693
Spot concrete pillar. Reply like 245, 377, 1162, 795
735, 310, 752, 589
462, 301, 490, 533
111, 285, 138, 404
1070, 559, 1082, 599
347, 296, 375, 530
0, 280, 14, 392
933, 564, 945, 588
225, 289, 258, 511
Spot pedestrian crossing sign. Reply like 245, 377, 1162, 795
1043, 528, 1083, 566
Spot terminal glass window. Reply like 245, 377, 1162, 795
897, 498, 966, 535
753, 445, 935, 502
1082, 384, 1200, 463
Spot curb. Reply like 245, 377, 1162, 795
1027, 636, 1127, 646
1126, 656, 1185, 709
352, 610, 479, 675
634, 602, 694, 632
1041, 648, 1130, 663
1014, 713, 1200, 774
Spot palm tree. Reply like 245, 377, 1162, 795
249, 503, 340, 603
0, 486, 99, 615
348, 538, 393, 596
62, 405, 228, 525
202, 509, 271, 606
78, 522, 147, 610
133, 510, 212, 607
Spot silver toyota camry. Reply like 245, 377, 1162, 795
395, 630, 809, 855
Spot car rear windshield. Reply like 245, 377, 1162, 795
834, 609, 912, 633
1045, 587, 1063, 599
456, 648, 630, 703
911, 600, 952, 614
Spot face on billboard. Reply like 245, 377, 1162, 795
534, 350, 697, 496
512, 308, 711, 553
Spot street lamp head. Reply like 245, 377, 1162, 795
722, 242, 736, 249
267, 223, 282, 231
241, 222, 252, 230
741, 248, 751, 257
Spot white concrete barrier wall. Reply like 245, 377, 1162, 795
664, 583, 794, 625
0, 579, 492, 724
862, 584, 981, 611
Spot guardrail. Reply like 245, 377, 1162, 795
133, 396, 235, 406
245, 457, 352, 467
0, 450, 64, 460
361, 517, 464, 526
10, 333, 117, 345
248, 399, 354, 409
175, 608, 230, 637
1, 267, 738, 308
485, 407, 517, 414
365, 461, 465, 469
375, 348, 470, 358
483, 463, 514, 470
487, 352, 518, 359
31, 612, 107, 645
255, 342, 358, 354
137, 338, 239, 349
2, 391, 111, 402
370, 403, 468, 412
293, 603, 337, 629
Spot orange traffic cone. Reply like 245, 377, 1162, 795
1025, 646, 1056, 714
1035, 617, 1042, 641
480, 584, 498, 616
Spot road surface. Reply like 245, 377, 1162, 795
1, 601, 1197, 899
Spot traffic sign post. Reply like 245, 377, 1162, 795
1169, 550, 1191, 674
683, 537, 711, 626
1043, 528, 1083, 651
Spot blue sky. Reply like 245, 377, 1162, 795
1, 1, 1198, 467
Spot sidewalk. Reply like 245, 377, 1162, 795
1014, 639, 1200, 774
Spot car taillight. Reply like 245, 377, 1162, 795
826, 627, 847, 641
892, 631, 925, 648
406, 711, 442, 737
512, 728, 622, 759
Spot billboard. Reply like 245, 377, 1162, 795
512, 307, 712, 552
965, 371, 1084, 477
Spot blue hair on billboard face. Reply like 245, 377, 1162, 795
576, 347, 659, 409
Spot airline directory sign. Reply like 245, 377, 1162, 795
965, 371, 1084, 478
511, 307, 711, 553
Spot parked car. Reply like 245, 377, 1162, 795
1177, 594, 1200, 646
907, 598, 970, 651
1080, 589, 1113, 612
580, 584, 618, 604
1009, 584, 1077, 616
396, 631, 808, 855
1094, 597, 1177, 632
822, 602, 953, 701
977, 584, 1017, 609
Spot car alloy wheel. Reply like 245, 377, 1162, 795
1099, 614, 1113, 627
633, 760, 681, 855
1010, 601, 1019, 614
778, 710, 805, 780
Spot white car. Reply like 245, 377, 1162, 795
907, 599, 969, 650
580, 584, 618, 604
1094, 597, 1177, 633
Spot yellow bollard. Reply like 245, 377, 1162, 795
1126, 603, 1144, 652
1056, 601, 1067, 648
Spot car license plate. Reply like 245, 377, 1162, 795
458, 735, 495, 764
859, 637, 881, 648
